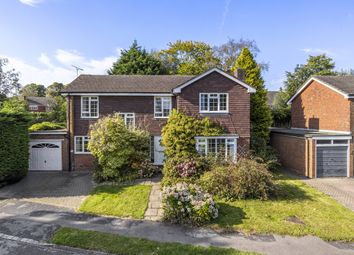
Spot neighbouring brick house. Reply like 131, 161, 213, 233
25, 96, 54, 112
271, 75, 354, 178
53, 68, 255, 171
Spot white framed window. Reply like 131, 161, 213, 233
74, 136, 90, 154
199, 93, 228, 113
118, 113, 135, 128
81, 96, 99, 118
29, 105, 38, 110
196, 136, 237, 160
154, 96, 172, 118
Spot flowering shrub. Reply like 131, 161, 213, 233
133, 160, 160, 178
176, 159, 198, 178
162, 182, 218, 225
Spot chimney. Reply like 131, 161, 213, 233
234, 68, 245, 81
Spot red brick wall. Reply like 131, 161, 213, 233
177, 71, 251, 142
291, 80, 351, 131
270, 133, 307, 176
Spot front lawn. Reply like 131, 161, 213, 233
51, 227, 258, 255
212, 174, 354, 241
79, 184, 151, 219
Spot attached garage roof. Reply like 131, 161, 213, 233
270, 127, 352, 138
288, 75, 354, 104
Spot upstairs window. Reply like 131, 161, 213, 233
118, 113, 135, 128
81, 96, 99, 118
29, 105, 38, 111
200, 93, 228, 113
75, 136, 90, 154
154, 97, 171, 118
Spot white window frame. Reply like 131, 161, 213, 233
81, 96, 99, 118
195, 136, 237, 161
154, 96, 172, 118
199, 93, 229, 113
74, 136, 90, 154
29, 105, 38, 111
118, 112, 135, 128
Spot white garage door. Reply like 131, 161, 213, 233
29, 141, 62, 171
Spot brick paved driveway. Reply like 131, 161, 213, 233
0, 172, 93, 210
303, 178, 354, 211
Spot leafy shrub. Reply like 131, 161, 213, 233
161, 109, 223, 158
133, 160, 160, 178
200, 158, 275, 200
162, 155, 209, 186
0, 112, 31, 186
251, 136, 280, 172
88, 113, 150, 182
29, 121, 65, 132
162, 182, 218, 225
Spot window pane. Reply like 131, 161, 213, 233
317, 140, 331, 144
82, 97, 89, 112
209, 95, 218, 111
126, 116, 134, 128
162, 98, 171, 117
217, 138, 226, 158
333, 140, 348, 144
83, 137, 89, 152
155, 98, 162, 114
227, 143, 235, 159
200, 94, 208, 111
75, 137, 83, 152
208, 139, 216, 154
219, 94, 227, 111
90, 100, 98, 117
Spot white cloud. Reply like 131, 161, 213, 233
300, 48, 333, 56
19, 0, 43, 7
0, 49, 120, 86
220, 0, 232, 31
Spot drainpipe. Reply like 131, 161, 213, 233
67, 94, 72, 172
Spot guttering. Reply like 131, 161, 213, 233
61, 93, 174, 96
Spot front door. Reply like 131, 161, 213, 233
154, 136, 164, 165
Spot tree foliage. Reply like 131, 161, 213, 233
0, 58, 20, 98
232, 48, 272, 145
88, 113, 150, 182
108, 40, 166, 75
46, 82, 65, 98
20, 83, 46, 97
273, 54, 336, 125
158, 40, 220, 75
0, 97, 27, 113
214, 38, 268, 72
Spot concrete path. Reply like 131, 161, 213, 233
0, 171, 93, 210
144, 183, 163, 221
303, 178, 354, 211
0, 199, 353, 255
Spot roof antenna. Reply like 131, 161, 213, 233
72, 65, 84, 77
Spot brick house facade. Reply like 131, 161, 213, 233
271, 76, 354, 178
62, 68, 255, 171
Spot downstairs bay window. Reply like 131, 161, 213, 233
196, 136, 237, 161
75, 136, 90, 154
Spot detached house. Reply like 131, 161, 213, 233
28, 68, 255, 171
271, 75, 354, 178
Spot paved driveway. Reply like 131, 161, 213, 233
303, 178, 354, 211
0, 172, 93, 210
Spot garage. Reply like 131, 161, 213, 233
316, 139, 349, 177
29, 140, 62, 171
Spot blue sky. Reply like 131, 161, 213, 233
1, 0, 354, 90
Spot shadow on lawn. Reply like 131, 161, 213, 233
272, 176, 313, 202
214, 203, 246, 228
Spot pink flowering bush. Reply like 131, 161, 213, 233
175, 160, 198, 178
162, 182, 218, 225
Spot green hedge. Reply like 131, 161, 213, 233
29, 121, 66, 132
0, 112, 31, 186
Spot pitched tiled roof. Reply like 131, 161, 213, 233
62, 74, 194, 93
26, 96, 54, 106
312, 75, 354, 95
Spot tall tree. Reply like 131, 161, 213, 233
273, 54, 336, 125
214, 38, 268, 72
283, 54, 335, 98
46, 82, 65, 97
0, 58, 20, 99
159, 40, 220, 75
108, 40, 166, 75
232, 48, 272, 148
20, 83, 46, 97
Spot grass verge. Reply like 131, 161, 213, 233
51, 227, 258, 255
212, 174, 354, 241
79, 184, 151, 219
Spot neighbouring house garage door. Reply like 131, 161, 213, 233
29, 141, 62, 171
316, 142, 348, 177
